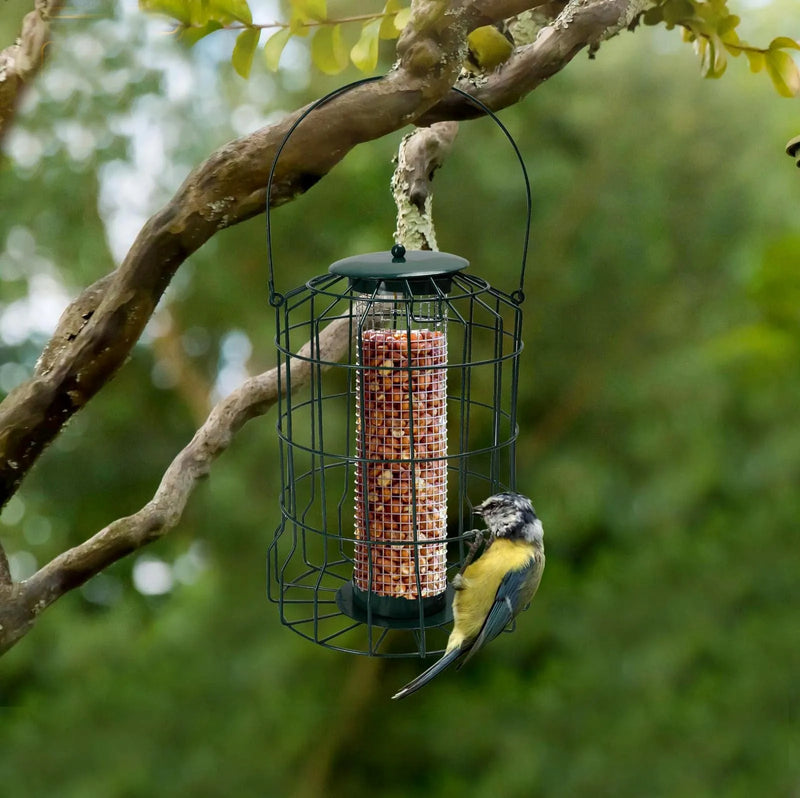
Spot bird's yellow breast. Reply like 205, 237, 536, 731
449, 539, 539, 647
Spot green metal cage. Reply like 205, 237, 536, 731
266, 80, 531, 658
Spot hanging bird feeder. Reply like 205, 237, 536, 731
267, 79, 531, 657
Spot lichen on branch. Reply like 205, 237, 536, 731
391, 121, 459, 250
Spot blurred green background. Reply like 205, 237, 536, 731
1, 2, 799, 796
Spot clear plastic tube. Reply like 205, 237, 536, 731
354, 314, 448, 601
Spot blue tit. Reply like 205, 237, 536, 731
392, 492, 545, 700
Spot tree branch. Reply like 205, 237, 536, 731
0, 316, 353, 654
392, 121, 459, 250
0, 0, 63, 145
0, 0, 69, 584
420, 0, 654, 122
0, 546, 11, 588
0, 0, 478, 508
471, 0, 561, 25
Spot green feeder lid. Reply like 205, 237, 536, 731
329, 245, 468, 294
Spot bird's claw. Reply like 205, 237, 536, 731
457, 528, 489, 576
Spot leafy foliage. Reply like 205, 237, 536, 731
141, 0, 411, 76
643, 0, 800, 94
138, 0, 800, 95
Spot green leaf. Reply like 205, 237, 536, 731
264, 27, 292, 71
188, 0, 210, 26
708, 323, 797, 366
722, 41, 741, 57
208, 0, 252, 24
139, 0, 192, 24
394, 7, 411, 30
717, 14, 739, 37
288, 12, 310, 37
292, 0, 327, 22
768, 36, 800, 52
720, 27, 741, 56
232, 27, 259, 78
683, 16, 713, 38
467, 25, 513, 71
745, 50, 765, 73
350, 18, 381, 73
764, 49, 800, 97
642, 7, 664, 26
311, 24, 349, 75
380, 0, 402, 40
661, 0, 695, 27
700, 33, 727, 78
179, 19, 223, 46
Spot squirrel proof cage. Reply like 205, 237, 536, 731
267, 80, 531, 658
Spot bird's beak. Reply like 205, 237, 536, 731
473, 503, 485, 517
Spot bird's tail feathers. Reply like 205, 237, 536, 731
391, 647, 463, 700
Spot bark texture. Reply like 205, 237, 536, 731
392, 121, 459, 250
0, 0, 62, 144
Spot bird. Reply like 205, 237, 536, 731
392, 492, 545, 700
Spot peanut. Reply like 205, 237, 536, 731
354, 329, 448, 600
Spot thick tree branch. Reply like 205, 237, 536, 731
0, 0, 63, 145
420, 0, 655, 122
0, 0, 478, 508
471, 0, 560, 24
0, 317, 353, 654
0, 547, 11, 587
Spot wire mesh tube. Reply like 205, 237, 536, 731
354, 323, 448, 605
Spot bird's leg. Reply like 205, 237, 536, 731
457, 528, 489, 576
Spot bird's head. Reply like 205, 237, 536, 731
474, 492, 543, 546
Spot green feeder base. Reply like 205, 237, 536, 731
336, 582, 454, 630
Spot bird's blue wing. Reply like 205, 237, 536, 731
457, 557, 538, 668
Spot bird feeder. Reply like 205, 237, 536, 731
267, 79, 531, 657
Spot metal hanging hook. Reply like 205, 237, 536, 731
265, 78, 533, 306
